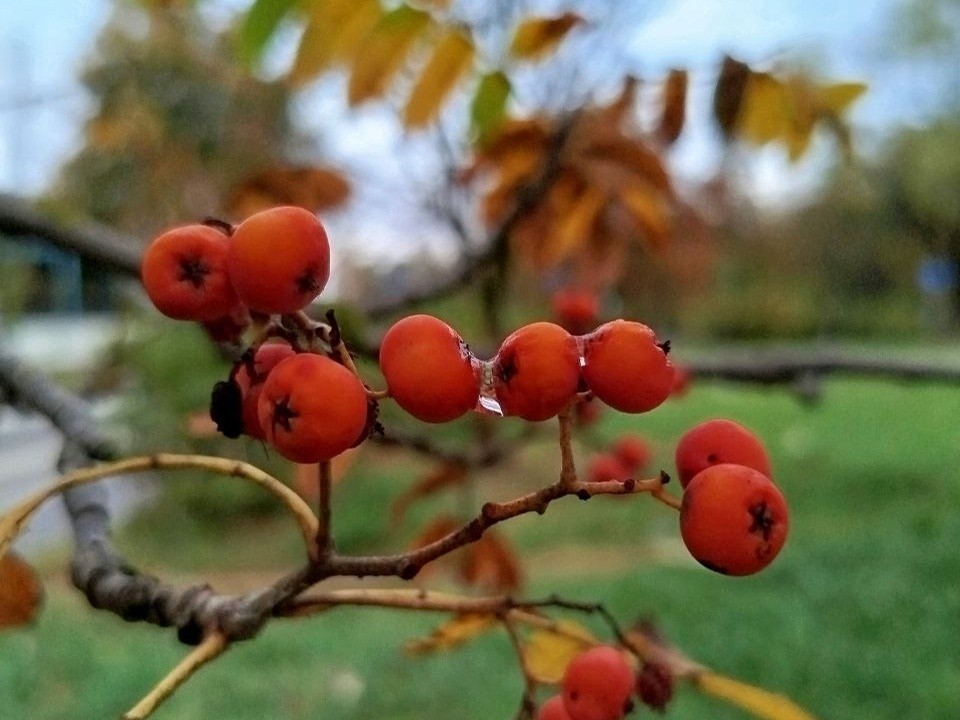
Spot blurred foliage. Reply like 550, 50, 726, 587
46, 1, 302, 238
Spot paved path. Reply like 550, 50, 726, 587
0, 408, 143, 555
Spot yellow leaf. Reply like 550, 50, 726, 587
817, 82, 867, 116
738, 73, 788, 146
509, 12, 584, 61
523, 620, 598, 684
695, 672, 818, 720
348, 5, 433, 106
544, 187, 606, 265
289, 0, 383, 86
618, 183, 671, 249
405, 614, 497, 655
403, 29, 475, 128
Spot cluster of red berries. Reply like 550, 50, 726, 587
538, 645, 673, 720
140, 206, 788, 577
141, 205, 330, 324
674, 419, 789, 576
380, 315, 674, 424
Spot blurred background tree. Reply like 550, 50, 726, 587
45, 0, 309, 238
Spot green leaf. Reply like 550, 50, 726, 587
470, 70, 511, 144
239, 0, 299, 66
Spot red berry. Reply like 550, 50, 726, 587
670, 365, 692, 397
552, 288, 600, 334
680, 463, 789, 576
141, 224, 239, 321
612, 434, 651, 473
581, 320, 673, 414
674, 419, 771, 488
587, 453, 630, 483
236, 343, 297, 440
575, 397, 602, 427
379, 314, 479, 423
493, 322, 580, 422
227, 206, 330, 314
538, 694, 573, 720
257, 353, 368, 462
562, 646, 635, 720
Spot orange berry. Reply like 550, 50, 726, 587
680, 463, 789, 576
612, 434, 651, 473
552, 288, 600, 334
575, 397, 602, 427
587, 453, 630, 483
538, 695, 573, 720
493, 322, 580, 422
670, 365, 692, 397
257, 353, 368, 462
236, 344, 296, 440
379, 314, 479, 423
227, 206, 330, 314
581, 320, 673, 414
674, 419, 771, 488
562, 645, 635, 720
141, 224, 239, 321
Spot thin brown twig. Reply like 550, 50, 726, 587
123, 633, 229, 720
501, 613, 539, 720
0, 454, 320, 562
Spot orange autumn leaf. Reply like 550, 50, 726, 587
0, 552, 42, 629
509, 12, 584, 61
405, 613, 497, 654
459, 529, 522, 592
657, 69, 688, 145
226, 165, 351, 218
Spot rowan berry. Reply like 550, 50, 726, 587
227, 205, 330, 314
562, 645, 635, 720
493, 322, 580, 422
612, 434, 651, 473
379, 314, 479, 423
580, 320, 673, 414
538, 694, 573, 720
674, 419, 771, 488
574, 397, 602, 427
670, 365, 692, 397
587, 453, 630, 483
141, 224, 239, 321
236, 343, 297, 440
257, 353, 368, 463
680, 463, 789, 576
552, 288, 600, 335
636, 662, 674, 713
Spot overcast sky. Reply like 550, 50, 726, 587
0, 0, 941, 212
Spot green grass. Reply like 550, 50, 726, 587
3, 377, 960, 719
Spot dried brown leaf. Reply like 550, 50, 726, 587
657, 69, 688, 145
459, 529, 523, 593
